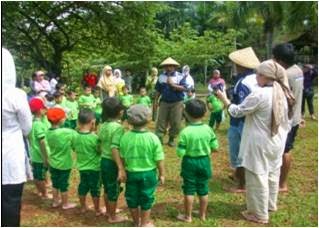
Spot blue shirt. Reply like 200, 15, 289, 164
230, 69, 255, 126
155, 71, 187, 103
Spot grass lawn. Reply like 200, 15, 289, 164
21, 97, 318, 227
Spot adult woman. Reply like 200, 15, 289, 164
33, 70, 51, 97
2, 48, 33, 226
217, 60, 293, 224
113, 69, 125, 96
146, 67, 159, 121
182, 65, 195, 97
97, 65, 116, 99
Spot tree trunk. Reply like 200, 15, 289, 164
204, 60, 208, 84
265, 30, 273, 59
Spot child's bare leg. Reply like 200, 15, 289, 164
61, 191, 76, 209
92, 197, 102, 216
141, 209, 152, 227
215, 122, 220, 130
199, 195, 208, 221
129, 208, 140, 226
177, 195, 193, 222
104, 194, 109, 216
107, 201, 127, 223
79, 195, 87, 213
52, 188, 61, 207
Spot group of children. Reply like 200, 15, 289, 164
27, 81, 219, 226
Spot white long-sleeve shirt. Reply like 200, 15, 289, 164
228, 87, 289, 175
2, 48, 33, 185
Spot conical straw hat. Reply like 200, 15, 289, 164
229, 47, 260, 69
160, 57, 180, 67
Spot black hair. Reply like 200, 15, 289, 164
187, 88, 195, 93
78, 108, 95, 124
53, 91, 62, 98
56, 83, 66, 91
67, 90, 76, 96
272, 43, 295, 66
101, 97, 124, 121
32, 72, 37, 79
45, 94, 54, 102
83, 84, 92, 90
185, 99, 207, 119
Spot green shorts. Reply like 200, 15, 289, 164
78, 170, 101, 197
49, 167, 71, 192
101, 158, 122, 202
125, 169, 158, 211
181, 156, 212, 196
209, 110, 223, 128
32, 162, 48, 181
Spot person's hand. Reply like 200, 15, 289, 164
159, 175, 165, 185
215, 90, 230, 105
118, 169, 127, 183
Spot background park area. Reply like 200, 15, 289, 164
2, 1, 318, 227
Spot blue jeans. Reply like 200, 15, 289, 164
227, 122, 244, 168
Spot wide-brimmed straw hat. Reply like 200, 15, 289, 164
160, 57, 180, 67
229, 47, 260, 69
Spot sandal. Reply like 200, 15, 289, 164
241, 210, 268, 224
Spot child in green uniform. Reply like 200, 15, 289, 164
93, 88, 102, 125
120, 104, 165, 227
184, 88, 195, 104
72, 109, 103, 216
56, 83, 67, 105
136, 87, 152, 107
28, 98, 51, 199
207, 92, 224, 130
119, 86, 134, 121
78, 85, 96, 110
64, 90, 79, 129
46, 107, 77, 210
176, 99, 219, 222
98, 97, 127, 223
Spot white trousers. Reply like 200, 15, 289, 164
245, 168, 280, 220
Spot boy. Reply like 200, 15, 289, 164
65, 90, 79, 129
72, 108, 102, 216
119, 86, 134, 121
120, 104, 164, 227
184, 88, 195, 104
207, 90, 224, 130
78, 85, 96, 110
98, 97, 127, 223
136, 87, 152, 108
46, 107, 77, 209
28, 98, 51, 199
93, 88, 102, 125
176, 99, 219, 222
55, 83, 67, 106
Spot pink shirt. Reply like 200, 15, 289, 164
33, 79, 51, 97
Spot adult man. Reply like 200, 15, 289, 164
155, 57, 187, 147
302, 64, 317, 120
123, 69, 133, 92
272, 43, 304, 192
227, 47, 260, 193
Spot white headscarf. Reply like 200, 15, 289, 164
114, 69, 124, 84
2, 48, 16, 94
182, 65, 190, 76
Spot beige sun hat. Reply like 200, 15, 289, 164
229, 47, 260, 69
160, 57, 180, 67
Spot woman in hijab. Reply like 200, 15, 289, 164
97, 65, 116, 99
113, 69, 125, 96
146, 67, 159, 121
182, 65, 195, 97
2, 48, 33, 226
216, 60, 294, 224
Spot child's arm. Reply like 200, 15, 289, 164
39, 138, 49, 167
157, 160, 165, 185
111, 148, 126, 183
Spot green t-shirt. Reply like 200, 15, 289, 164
177, 123, 219, 158
136, 96, 152, 107
46, 128, 77, 170
97, 121, 125, 160
65, 100, 79, 120
94, 97, 102, 114
120, 130, 164, 172
61, 96, 67, 107
184, 95, 194, 104
78, 94, 96, 110
29, 118, 50, 163
41, 116, 51, 129
73, 132, 100, 171
207, 94, 223, 112
120, 94, 134, 108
